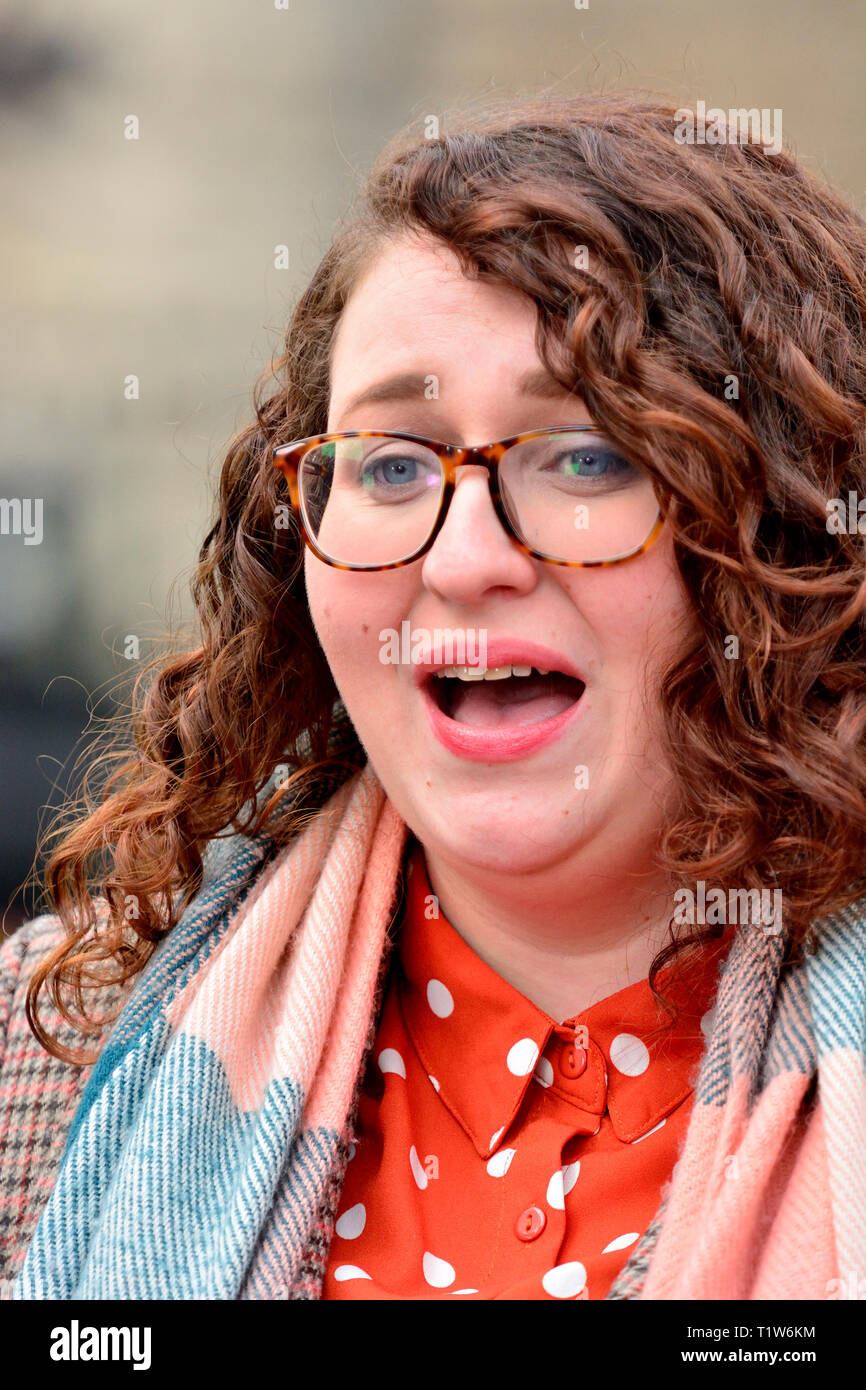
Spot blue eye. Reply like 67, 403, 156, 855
559, 446, 629, 479
361, 455, 420, 490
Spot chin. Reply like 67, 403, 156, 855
400, 783, 597, 874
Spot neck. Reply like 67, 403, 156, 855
418, 835, 675, 1023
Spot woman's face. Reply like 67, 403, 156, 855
305, 232, 697, 877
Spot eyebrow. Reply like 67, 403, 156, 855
335, 365, 580, 421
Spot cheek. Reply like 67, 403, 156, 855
564, 548, 694, 685
304, 553, 416, 682
304, 553, 337, 650
303, 555, 365, 681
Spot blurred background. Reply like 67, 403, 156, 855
1, 0, 864, 925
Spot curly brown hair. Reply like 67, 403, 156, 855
24, 88, 866, 1064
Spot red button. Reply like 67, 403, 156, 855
515, 1205, 547, 1241
558, 1043, 587, 1079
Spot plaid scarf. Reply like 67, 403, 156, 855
10, 761, 866, 1300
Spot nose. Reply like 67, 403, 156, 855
420, 463, 538, 603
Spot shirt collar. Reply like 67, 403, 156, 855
397, 837, 735, 1157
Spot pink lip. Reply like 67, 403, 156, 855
415, 638, 587, 763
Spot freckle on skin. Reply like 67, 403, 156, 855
362, 624, 369, 633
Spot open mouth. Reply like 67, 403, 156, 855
426, 665, 586, 728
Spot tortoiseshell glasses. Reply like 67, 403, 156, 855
273, 427, 664, 571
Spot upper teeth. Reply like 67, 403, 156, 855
433, 664, 550, 681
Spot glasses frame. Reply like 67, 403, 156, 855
273, 426, 666, 572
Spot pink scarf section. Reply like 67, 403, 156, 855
643, 1048, 837, 1297
168, 761, 409, 1134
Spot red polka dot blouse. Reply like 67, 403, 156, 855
324, 837, 734, 1300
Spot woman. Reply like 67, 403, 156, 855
2, 91, 865, 1301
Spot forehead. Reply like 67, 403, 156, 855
330, 233, 540, 370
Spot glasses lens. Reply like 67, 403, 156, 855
299, 435, 444, 565
499, 431, 659, 563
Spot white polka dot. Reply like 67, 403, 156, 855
507, 1038, 540, 1076
347, 1141, 356, 1161
489, 1126, 505, 1149
547, 1169, 565, 1209
700, 1007, 716, 1038
542, 1261, 587, 1299
602, 1231, 640, 1254
562, 1160, 580, 1195
335, 1203, 366, 1239
630, 1118, 666, 1144
428, 1074, 440, 1091
409, 1144, 428, 1189
610, 1032, 650, 1076
533, 1056, 554, 1088
486, 1147, 516, 1177
451, 1288, 478, 1295
423, 1251, 456, 1288
378, 1047, 406, 1077
333, 1264, 372, 1281
426, 978, 454, 1017
547, 1158, 580, 1208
